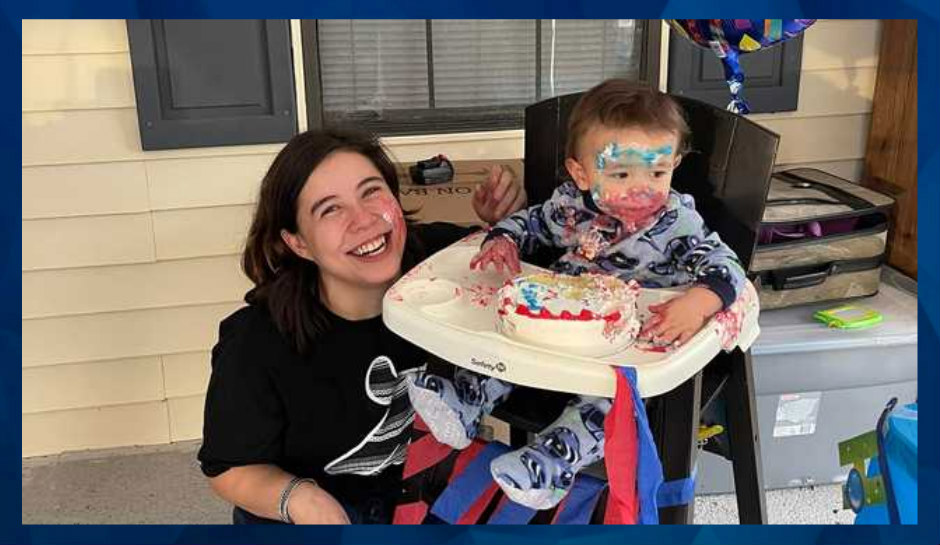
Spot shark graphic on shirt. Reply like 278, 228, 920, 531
323, 356, 418, 476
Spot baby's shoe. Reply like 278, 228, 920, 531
407, 369, 512, 449
489, 396, 610, 509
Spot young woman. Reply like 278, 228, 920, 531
197, 129, 524, 524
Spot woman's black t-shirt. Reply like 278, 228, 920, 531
197, 222, 473, 511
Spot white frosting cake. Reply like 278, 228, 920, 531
496, 272, 641, 357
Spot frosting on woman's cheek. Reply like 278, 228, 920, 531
374, 194, 406, 246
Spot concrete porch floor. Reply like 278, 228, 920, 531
21, 441, 856, 525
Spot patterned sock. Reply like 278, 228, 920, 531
489, 396, 611, 509
407, 369, 513, 450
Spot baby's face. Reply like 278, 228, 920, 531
568, 125, 680, 226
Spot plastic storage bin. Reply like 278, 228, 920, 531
695, 270, 917, 494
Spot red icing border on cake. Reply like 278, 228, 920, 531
505, 300, 622, 323
516, 303, 621, 322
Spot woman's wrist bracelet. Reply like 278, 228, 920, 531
278, 476, 317, 524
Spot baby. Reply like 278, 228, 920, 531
408, 79, 747, 510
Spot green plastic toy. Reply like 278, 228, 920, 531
813, 304, 883, 329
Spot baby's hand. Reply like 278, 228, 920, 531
472, 164, 526, 225
469, 236, 521, 275
639, 287, 723, 346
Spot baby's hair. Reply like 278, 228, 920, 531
566, 79, 691, 160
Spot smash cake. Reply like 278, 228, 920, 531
496, 272, 641, 357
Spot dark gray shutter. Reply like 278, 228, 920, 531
667, 28, 804, 114
127, 20, 296, 150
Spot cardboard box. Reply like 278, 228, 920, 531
395, 159, 523, 226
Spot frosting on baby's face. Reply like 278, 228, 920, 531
568, 125, 681, 230
594, 141, 675, 170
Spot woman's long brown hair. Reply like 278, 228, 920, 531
242, 128, 410, 354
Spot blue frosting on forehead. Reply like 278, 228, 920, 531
595, 143, 674, 170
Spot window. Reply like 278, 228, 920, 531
302, 20, 661, 136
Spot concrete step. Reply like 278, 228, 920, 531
22, 440, 855, 524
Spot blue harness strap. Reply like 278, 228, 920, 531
430, 441, 509, 524
656, 470, 697, 508
617, 366, 665, 524
553, 474, 607, 525
487, 498, 537, 525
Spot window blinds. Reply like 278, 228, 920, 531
315, 19, 645, 132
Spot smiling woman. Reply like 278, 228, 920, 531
196, 129, 524, 524
279, 150, 409, 324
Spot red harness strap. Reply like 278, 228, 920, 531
603, 368, 640, 524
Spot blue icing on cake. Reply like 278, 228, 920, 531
520, 283, 542, 311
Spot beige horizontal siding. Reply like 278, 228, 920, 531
23, 255, 250, 319
22, 161, 150, 219
146, 154, 274, 210
747, 20, 880, 182
20, 20, 272, 457
22, 357, 164, 414
759, 114, 871, 164
22, 302, 242, 368
152, 205, 254, 260
22, 20, 129, 55
22, 53, 135, 112
23, 401, 170, 458
168, 395, 206, 443
22, 108, 287, 167
163, 352, 211, 399
750, 66, 875, 121
801, 20, 881, 71
23, 109, 143, 166
23, 213, 156, 271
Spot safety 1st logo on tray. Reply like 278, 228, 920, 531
468, 357, 507, 374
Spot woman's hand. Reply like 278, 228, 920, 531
287, 481, 351, 525
472, 164, 527, 225
207, 464, 351, 525
470, 236, 522, 275
639, 286, 723, 346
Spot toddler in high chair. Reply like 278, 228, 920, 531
408, 79, 747, 510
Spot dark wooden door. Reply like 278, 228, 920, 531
864, 20, 917, 278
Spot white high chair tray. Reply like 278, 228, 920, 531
384, 232, 759, 398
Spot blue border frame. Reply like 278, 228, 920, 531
6, 3, 937, 544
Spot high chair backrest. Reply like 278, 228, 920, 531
523, 91, 780, 271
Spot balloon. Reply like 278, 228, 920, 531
668, 19, 817, 114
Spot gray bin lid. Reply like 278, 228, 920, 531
752, 281, 918, 356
